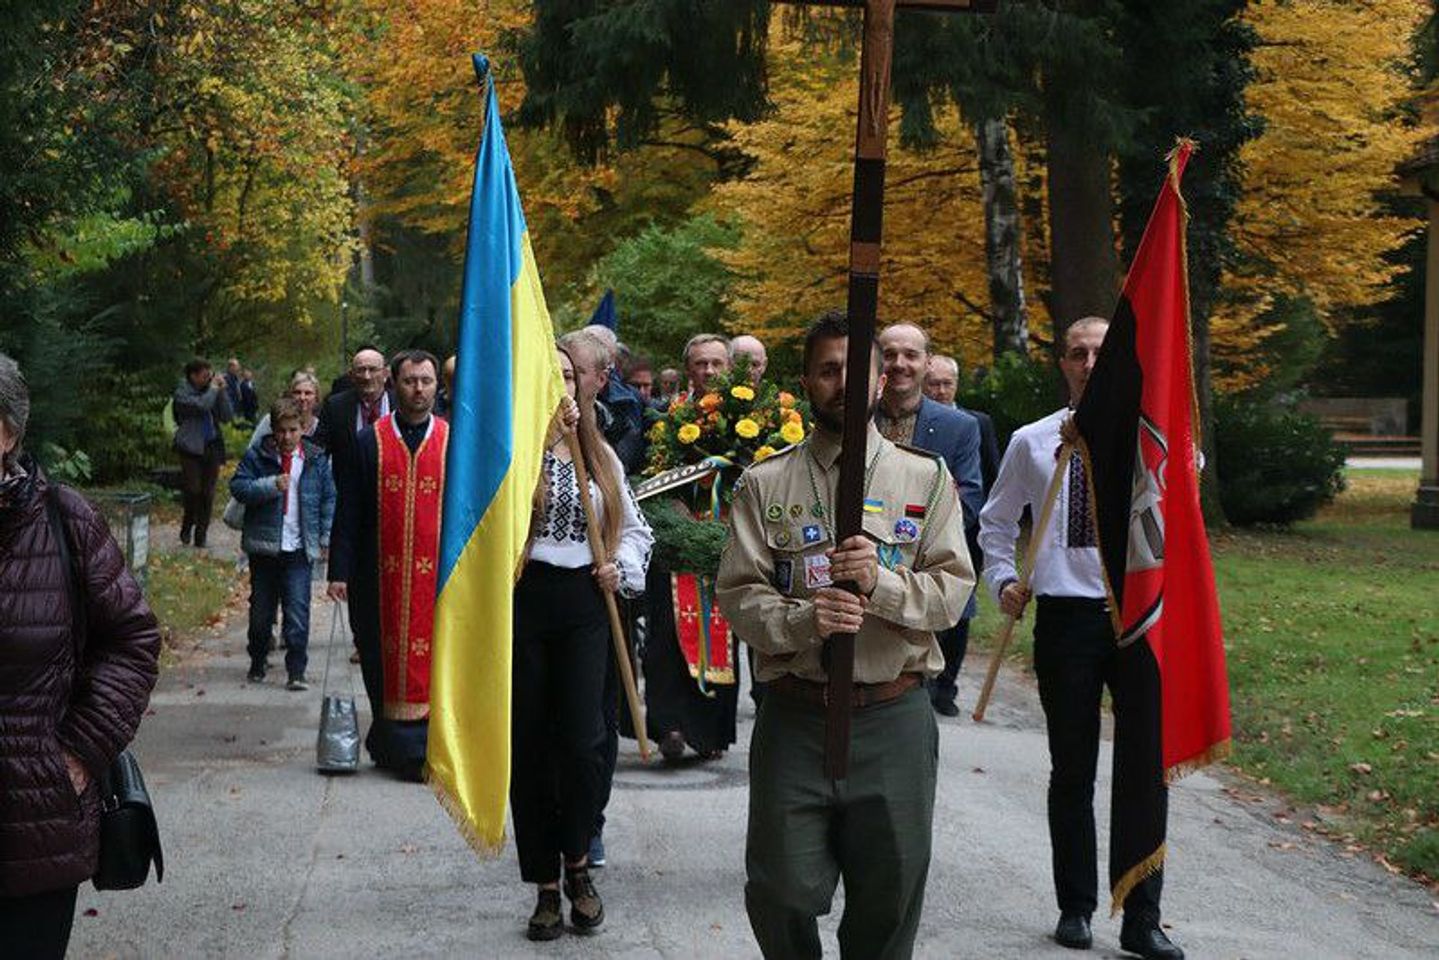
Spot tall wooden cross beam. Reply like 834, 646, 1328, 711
772, 0, 997, 778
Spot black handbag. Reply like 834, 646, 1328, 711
44, 488, 165, 890
93, 750, 164, 890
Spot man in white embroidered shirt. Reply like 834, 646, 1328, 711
978, 317, 1183, 960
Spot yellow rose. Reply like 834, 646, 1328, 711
780, 421, 805, 445
735, 418, 760, 439
753, 445, 777, 462
677, 423, 702, 444
647, 420, 667, 440
730, 385, 755, 402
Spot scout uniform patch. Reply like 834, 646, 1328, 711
893, 518, 919, 541
803, 554, 833, 589
773, 558, 793, 593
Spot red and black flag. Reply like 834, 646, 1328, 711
1072, 140, 1232, 911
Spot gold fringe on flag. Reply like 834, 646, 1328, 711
1165, 737, 1232, 785
1110, 842, 1167, 917
430, 775, 507, 859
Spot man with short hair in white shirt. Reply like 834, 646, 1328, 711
978, 317, 1183, 960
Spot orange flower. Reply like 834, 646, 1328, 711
778, 391, 796, 409
786, 409, 803, 425
699, 392, 723, 413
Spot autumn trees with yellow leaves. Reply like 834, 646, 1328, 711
0, 0, 1429, 486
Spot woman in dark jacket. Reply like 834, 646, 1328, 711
0, 353, 162, 958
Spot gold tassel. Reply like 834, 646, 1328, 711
1110, 843, 1167, 917
1166, 738, 1232, 785
429, 775, 507, 859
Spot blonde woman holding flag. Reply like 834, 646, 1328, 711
509, 345, 652, 940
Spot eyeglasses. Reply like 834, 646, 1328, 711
352, 365, 385, 376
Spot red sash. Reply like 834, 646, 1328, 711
375, 414, 448, 720
672, 573, 734, 687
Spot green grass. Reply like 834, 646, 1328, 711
144, 548, 239, 659
971, 468, 1439, 881
1217, 469, 1438, 880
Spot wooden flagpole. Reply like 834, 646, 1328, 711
971, 441, 1072, 723
769, 0, 997, 778
569, 426, 652, 763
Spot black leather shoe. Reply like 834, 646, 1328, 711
932, 698, 960, 718
659, 730, 686, 762
1120, 921, 1183, 959
1054, 913, 1092, 950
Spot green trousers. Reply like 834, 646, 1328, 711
746, 685, 938, 959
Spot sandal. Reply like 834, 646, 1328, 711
527, 888, 563, 941
564, 864, 605, 933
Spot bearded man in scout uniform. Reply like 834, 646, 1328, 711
328, 349, 448, 782
717, 312, 974, 959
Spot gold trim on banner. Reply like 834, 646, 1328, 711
1110, 842, 1167, 917
386, 700, 431, 721
430, 777, 506, 858
1166, 737, 1231, 785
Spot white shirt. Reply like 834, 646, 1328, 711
978, 407, 1106, 602
280, 446, 304, 552
528, 444, 654, 598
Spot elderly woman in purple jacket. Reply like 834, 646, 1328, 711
0, 352, 162, 958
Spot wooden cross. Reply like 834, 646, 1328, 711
772, 0, 997, 778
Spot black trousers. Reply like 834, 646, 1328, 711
1033, 596, 1164, 920
511, 561, 610, 884
178, 443, 223, 544
0, 884, 78, 959
930, 618, 971, 705
595, 631, 619, 837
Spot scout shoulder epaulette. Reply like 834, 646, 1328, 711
894, 441, 943, 462
749, 441, 803, 470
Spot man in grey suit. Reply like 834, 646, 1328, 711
876, 324, 983, 717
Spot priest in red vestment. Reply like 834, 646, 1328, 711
328, 349, 448, 781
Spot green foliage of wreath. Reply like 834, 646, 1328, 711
640, 498, 729, 575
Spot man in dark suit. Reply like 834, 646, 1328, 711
314, 346, 393, 663
924, 353, 1002, 707
314, 346, 393, 484
926, 354, 1000, 492
876, 324, 983, 717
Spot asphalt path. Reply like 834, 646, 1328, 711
67, 532, 1439, 959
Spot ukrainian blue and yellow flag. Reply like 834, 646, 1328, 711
429, 54, 564, 853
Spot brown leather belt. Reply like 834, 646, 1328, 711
769, 672, 923, 710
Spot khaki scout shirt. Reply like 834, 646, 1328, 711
716, 423, 975, 684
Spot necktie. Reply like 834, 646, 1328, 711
281, 452, 293, 515
361, 398, 380, 427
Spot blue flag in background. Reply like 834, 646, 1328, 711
588, 288, 617, 331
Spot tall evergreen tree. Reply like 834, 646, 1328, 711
517, 0, 771, 164
1115, 0, 1259, 523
